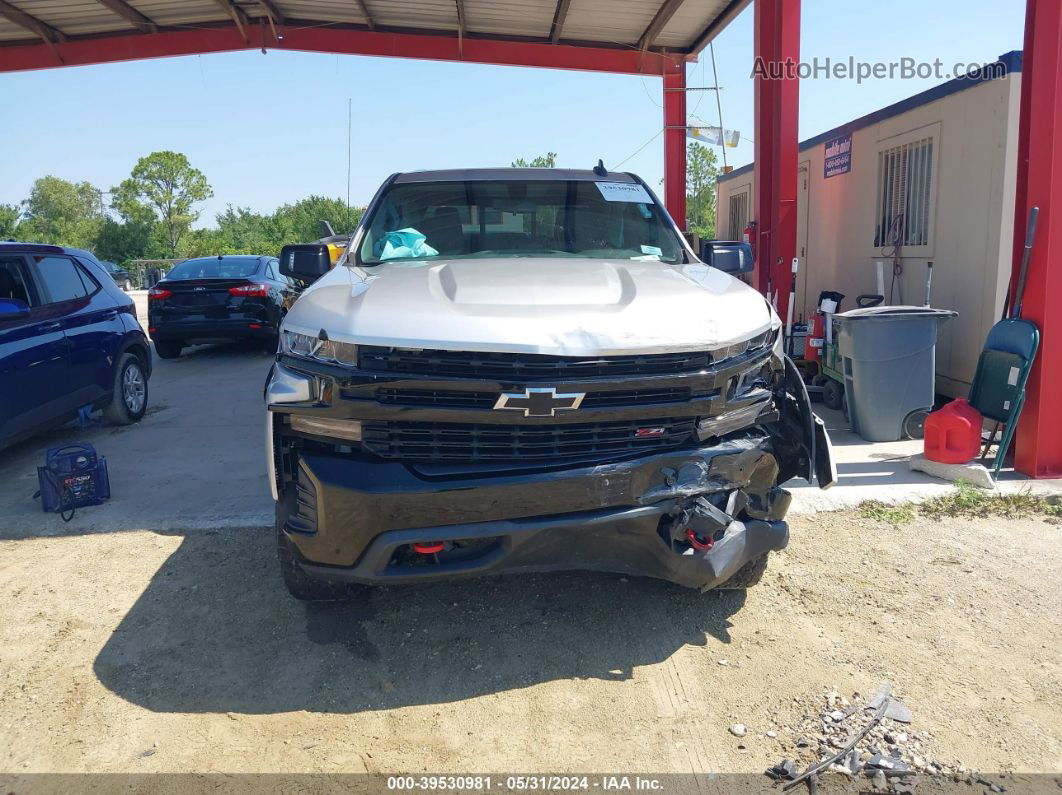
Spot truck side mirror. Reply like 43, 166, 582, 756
701, 240, 755, 274
279, 244, 332, 284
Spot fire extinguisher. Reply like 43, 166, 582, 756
806, 291, 845, 367
743, 220, 757, 261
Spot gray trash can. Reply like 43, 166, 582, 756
834, 306, 957, 442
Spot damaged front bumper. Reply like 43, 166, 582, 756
269, 352, 835, 590
279, 433, 798, 591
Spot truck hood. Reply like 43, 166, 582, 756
283, 257, 776, 356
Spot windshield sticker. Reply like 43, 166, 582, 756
595, 182, 654, 203
640, 245, 663, 256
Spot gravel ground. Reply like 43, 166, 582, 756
0, 508, 1059, 781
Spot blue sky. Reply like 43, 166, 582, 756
0, 0, 1025, 225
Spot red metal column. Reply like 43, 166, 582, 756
663, 63, 687, 230
1012, 0, 1062, 478
753, 0, 800, 319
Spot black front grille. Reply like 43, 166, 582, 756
361, 418, 697, 462
358, 347, 713, 379
372, 386, 694, 409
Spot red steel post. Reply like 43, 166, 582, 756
1011, 0, 1062, 477
753, 0, 800, 319
663, 63, 688, 230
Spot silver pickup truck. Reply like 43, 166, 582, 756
265, 167, 835, 601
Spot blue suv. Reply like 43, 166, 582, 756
0, 243, 152, 449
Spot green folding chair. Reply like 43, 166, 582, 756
968, 318, 1040, 477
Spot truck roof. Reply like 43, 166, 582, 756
392, 168, 639, 184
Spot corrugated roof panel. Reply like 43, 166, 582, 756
274, 0, 369, 25
655, 0, 731, 48
463, 0, 556, 38
0, 18, 28, 42
560, 0, 657, 45
0, 0, 736, 52
129, 0, 229, 26
358, 0, 460, 31
15, 0, 138, 35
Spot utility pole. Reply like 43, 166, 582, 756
346, 97, 352, 215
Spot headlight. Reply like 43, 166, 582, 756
713, 328, 778, 363
281, 331, 358, 366
290, 416, 362, 441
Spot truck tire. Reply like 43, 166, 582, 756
154, 340, 182, 359
275, 487, 356, 601
103, 352, 148, 425
717, 553, 769, 590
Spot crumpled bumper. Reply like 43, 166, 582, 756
280, 434, 794, 590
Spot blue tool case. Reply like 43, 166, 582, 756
37, 443, 110, 517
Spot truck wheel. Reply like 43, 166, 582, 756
717, 554, 769, 590
275, 488, 356, 601
103, 352, 148, 425
155, 340, 182, 359
823, 379, 844, 411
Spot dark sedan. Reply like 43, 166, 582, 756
147, 255, 297, 359
100, 260, 132, 291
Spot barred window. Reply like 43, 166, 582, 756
875, 137, 933, 248
727, 191, 749, 240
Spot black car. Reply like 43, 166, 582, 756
100, 260, 132, 291
148, 255, 297, 359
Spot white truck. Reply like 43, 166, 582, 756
265, 167, 834, 600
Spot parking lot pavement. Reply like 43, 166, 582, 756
0, 342, 275, 538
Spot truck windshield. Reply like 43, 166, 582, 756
358, 180, 685, 265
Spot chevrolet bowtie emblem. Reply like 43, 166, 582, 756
493, 387, 586, 417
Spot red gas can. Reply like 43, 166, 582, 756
924, 398, 983, 464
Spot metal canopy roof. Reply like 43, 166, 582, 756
0, 0, 748, 71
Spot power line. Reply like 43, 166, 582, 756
346, 97, 352, 215
611, 128, 663, 170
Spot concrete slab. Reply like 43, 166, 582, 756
788, 406, 1062, 514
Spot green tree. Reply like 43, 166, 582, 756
112, 151, 212, 257
94, 216, 163, 265
272, 196, 364, 243
0, 203, 20, 240
212, 206, 284, 254
18, 176, 105, 249
686, 142, 720, 240
511, 152, 557, 168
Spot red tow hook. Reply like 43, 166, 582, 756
686, 528, 714, 551
413, 541, 445, 555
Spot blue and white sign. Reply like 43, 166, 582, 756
823, 134, 852, 178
